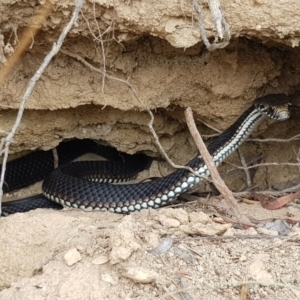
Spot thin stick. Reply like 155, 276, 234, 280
177, 234, 292, 241
52, 148, 59, 169
227, 161, 300, 171
280, 276, 300, 300
184, 107, 251, 226
237, 148, 252, 188
0, 0, 85, 215
81, 7, 110, 108
162, 281, 300, 299
0, 1, 53, 86
233, 181, 300, 198
248, 133, 300, 143
192, 0, 231, 51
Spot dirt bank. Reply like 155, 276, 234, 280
0, 1, 300, 299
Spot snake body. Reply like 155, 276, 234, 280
1, 94, 291, 215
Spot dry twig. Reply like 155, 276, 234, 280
0, 1, 53, 86
193, 0, 231, 51
227, 161, 300, 171
233, 181, 300, 198
162, 280, 300, 299
184, 107, 252, 226
0, 0, 85, 215
248, 133, 300, 143
177, 235, 292, 241
237, 148, 252, 188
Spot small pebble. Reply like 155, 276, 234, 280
180, 222, 231, 236
92, 255, 109, 265
64, 248, 82, 266
123, 267, 158, 283
239, 255, 247, 262
256, 228, 278, 236
158, 215, 180, 228
158, 208, 189, 224
189, 211, 211, 224
101, 273, 118, 285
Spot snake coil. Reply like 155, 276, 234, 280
1, 94, 291, 216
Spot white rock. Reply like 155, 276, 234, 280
101, 273, 119, 285
180, 222, 231, 236
123, 267, 158, 284
92, 255, 109, 265
158, 215, 180, 228
64, 248, 82, 266
256, 227, 278, 236
158, 208, 189, 224
239, 255, 247, 262
189, 211, 212, 224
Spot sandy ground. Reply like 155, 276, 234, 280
1, 196, 300, 300
1, 1, 300, 299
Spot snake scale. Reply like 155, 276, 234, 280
1, 94, 291, 216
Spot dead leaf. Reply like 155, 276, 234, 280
255, 192, 300, 210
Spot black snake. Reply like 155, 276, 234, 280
1, 94, 291, 216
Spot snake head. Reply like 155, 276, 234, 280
254, 94, 291, 121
